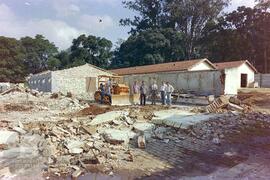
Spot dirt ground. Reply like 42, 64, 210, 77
238, 88, 270, 113
1, 89, 270, 179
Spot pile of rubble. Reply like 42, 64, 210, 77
0, 105, 170, 178
0, 87, 88, 115
188, 112, 270, 145
206, 96, 252, 113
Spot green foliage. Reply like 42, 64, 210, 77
68, 34, 113, 69
0, 36, 26, 82
120, 0, 165, 34
47, 57, 61, 70
110, 28, 185, 68
21, 34, 58, 74
55, 51, 71, 69
200, 6, 270, 73
120, 0, 230, 59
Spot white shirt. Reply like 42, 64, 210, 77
151, 84, 158, 91
160, 84, 167, 92
165, 84, 174, 93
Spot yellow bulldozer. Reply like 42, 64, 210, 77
94, 75, 139, 106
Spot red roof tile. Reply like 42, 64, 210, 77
215, 60, 257, 72
110, 59, 215, 75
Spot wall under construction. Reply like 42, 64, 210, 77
122, 70, 223, 96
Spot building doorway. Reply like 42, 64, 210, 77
241, 74, 248, 88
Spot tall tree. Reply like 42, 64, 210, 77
21, 34, 58, 74
200, 6, 270, 73
164, 0, 230, 59
0, 36, 26, 82
111, 28, 185, 68
55, 50, 71, 69
69, 34, 113, 69
120, 0, 165, 34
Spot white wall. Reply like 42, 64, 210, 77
224, 63, 255, 95
190, 61, 214, 71
123, 70, 223, 96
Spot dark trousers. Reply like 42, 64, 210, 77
100, 92, 104, 104
140, 94, 146, 106
161, 91, 166, 105
151, 90, 157, 105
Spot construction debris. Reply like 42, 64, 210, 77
137, 135, 146, 149
1, 85, 270, 179
206, 96, 248, 113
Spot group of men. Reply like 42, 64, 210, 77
132, 81, 175, 106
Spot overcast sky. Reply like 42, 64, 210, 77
0, 0, 256, 50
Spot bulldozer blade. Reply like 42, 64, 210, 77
111, 94, 140, 106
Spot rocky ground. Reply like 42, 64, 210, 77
1, 88, 270, 179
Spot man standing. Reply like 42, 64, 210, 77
99, 83, 105, 104
105, 78, 112, 104
140, 81, 147, 106
165, 82, 174, 106
151, 81, 158, 105
133, 81, 140, 94
160, 82, 167, 105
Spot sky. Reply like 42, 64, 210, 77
0, 0, 256, 50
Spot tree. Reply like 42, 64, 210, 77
47, 57, 61, 70
0, 36, 26, 82
55, 50, 71, 69
120, 0, 165, 34
164, 0, 230, 59
21, 34, 58, 74
200, 6, 270, 73
69, 34, 113, 69
110, 28, 185, 68
121, 0, 230, 60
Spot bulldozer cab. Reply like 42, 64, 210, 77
94, 75, 133, 105
97, 75, 122, 88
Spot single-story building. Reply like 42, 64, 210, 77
111, 59, 257, 96
27, 64, 114, 98
111, 59, 223, 96
215, 60, 258, 95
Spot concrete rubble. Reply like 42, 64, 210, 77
1, 87, 270, 179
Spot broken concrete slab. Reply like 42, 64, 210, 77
65, 140, 84, 154
0, 147, 38, 159
12, 126, 27, 135
154, 127, 168, 139
0, 131, 19, 145
89, 111, 123, 126
69, 148, 83, 154
133, 122, 155, 133
152, 110, 221, 129
228, 103, 244, 112
81, 125, 97, 135
102, 129, 136, 144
